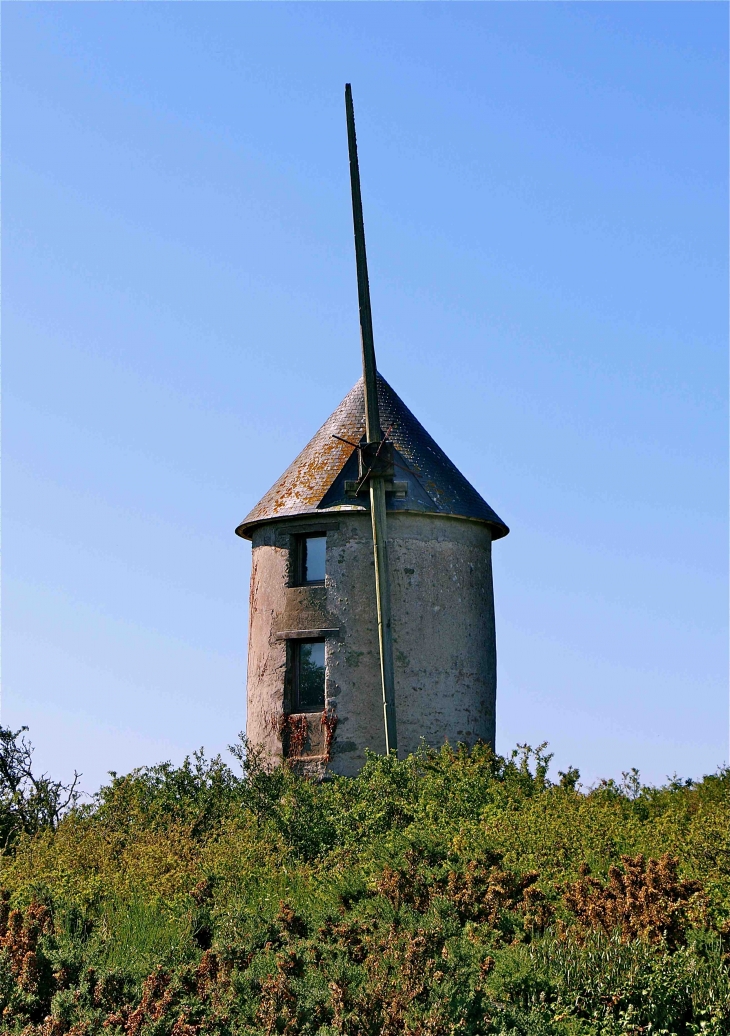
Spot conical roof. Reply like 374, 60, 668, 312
236, 374, 508, 540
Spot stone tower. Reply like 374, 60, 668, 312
235, 373, 508, 775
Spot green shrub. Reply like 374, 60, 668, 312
0, 735, 727, 1033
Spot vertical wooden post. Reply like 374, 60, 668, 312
345, 84, 398, 756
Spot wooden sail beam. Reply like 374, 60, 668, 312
345, 84, 398, 756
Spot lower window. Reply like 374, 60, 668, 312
292, 639, 326, 712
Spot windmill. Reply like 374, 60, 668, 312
237, 88, 508, 776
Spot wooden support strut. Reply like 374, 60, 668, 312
345, 84, 398, 756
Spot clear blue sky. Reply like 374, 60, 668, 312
3, 2, 727, 792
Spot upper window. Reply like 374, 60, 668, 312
293, 533, 326, 586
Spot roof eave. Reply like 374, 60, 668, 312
235, 508, 509, 542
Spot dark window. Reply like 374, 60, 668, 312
293, 533, 326, 586
293, 639, 326, 712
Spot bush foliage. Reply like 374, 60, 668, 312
0, 732, 728, 1034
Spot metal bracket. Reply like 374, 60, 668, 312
344, 480, 407, 498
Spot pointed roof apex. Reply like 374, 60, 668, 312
236, 374, 508, 540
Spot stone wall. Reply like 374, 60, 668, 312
245, 511, 496, 775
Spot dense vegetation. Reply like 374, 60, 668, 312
1, 728, 728, 1035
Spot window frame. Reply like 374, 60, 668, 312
292, 532, 326, 587
291, 637, 327, 713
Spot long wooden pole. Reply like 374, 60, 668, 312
345, 84, 398, 756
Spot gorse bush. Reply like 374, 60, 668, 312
0, 729, 728, 1034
